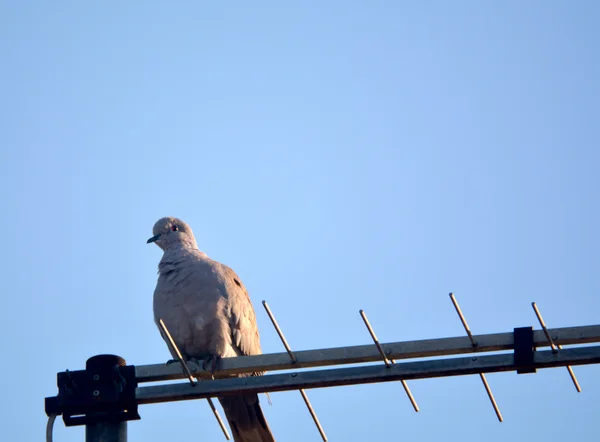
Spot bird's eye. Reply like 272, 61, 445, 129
171, 225, 179, 231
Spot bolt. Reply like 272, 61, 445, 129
93, 390, 100, 397
93, 375, 100, 381
291, 373, 297, 377
472, 357, 478, 361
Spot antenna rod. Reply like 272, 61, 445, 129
449, 293, 503, 422
262, 301, 329, 441
531, 302, 581, 392
360, 310, 419, 412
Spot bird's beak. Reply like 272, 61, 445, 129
147, 234, 161, 244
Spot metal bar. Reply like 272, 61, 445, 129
478, 373, 502, 421
205, 398, 231, 440
158, 319, 197, 385
158, 319, 231, 440
262, 301, 297, 363
299, 389, 328, 441
448, 293, 503, 422
565, 366, 582, 392
359, 310, 391, 366
531, 302, 581, 392
136, 324, 600, 383
531, 303, 558, 352
360, 310, 419, 412
136, 345, 600, 404
449, 293, 477, 346
262, 301, 328, 441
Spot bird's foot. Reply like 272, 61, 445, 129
165, 357, 202, 373
164, 355, 220, 376
185, 357, 203, 371
202, 354, 222, 376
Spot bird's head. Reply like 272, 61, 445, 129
147, 217, 197, 251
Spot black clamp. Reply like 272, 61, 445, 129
45, 354, 140, 426
513, 327, 537, 374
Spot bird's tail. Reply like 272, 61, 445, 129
218, 394, 275, 442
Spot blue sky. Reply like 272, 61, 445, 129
1, 2, 599, 441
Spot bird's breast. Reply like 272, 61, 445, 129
153, 268, 226, 358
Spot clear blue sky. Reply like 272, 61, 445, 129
1, 2, 599, 441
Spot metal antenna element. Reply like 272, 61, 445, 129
359, 310, 420, 412
158, 319, 231, 440
531, 302, 558, 353
262, 301, 328, 441
158, 319, 197, 386
359, 310, 391, 366
531, 302, 581, 392
262, 301, 297, 363
448, 294, 503, 422
448, 294, 477, 346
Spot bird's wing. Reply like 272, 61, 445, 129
214, 263, 276, 441
218, 263, 262, 358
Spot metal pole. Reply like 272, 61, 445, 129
84, 355, 129, 442
86, 421, 127, 442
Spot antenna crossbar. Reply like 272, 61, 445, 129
135, 324, 600, 382
137, 344, 600, 404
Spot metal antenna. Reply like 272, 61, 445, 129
448, 293, 503, 422
359, 310, 419, 412
531, 302, 581, 392
47, 319, 600, 441
158, 319, 231, 440
262, 301, 329, 441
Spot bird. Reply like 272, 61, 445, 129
147, 216, 275, 442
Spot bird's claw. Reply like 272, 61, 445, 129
185, 357, 203, 371
165, 357, 202, 372
202, 354, 222, 375
164, 355, 220, 376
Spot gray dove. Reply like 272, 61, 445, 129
148, 216, 275, 442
